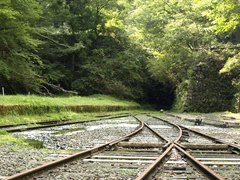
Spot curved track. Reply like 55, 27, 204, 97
137, 115, 240, 180
2, 114, 240, 180
1, 114, 131, 133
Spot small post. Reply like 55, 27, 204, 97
238, 95, 240, 113
28, 91, 30, 98
2, 87, 4, 97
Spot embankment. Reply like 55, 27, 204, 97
0, 104, 140, 116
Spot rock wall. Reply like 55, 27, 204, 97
184, 56, 237, 113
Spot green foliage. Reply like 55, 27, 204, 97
0, 129, 8, 135
2, 0, 240, 111
0, 0, 43, 94
72, 36, 148, 100
220, 51, 240, 74
0, 133, 25, 146
126, 0, 240, 111
196, 0, 240, 34
127, 0, 219, 87
171, 81, 189, 112
0, 94, 139, 106
34, 0, 149, 100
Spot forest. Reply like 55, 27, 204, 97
1, 0, 240, 110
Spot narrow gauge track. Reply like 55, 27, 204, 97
2, 115, 240, 179
2, 116, 147, 180
0, 114, 131, 133
137, 115, 240, 180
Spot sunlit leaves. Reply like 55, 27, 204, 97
127, 0, 220, 86
195, 0, 240, 34
220, 52, 240, 74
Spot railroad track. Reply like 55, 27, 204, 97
0, 114, 131, 133
1, 115, 240, 179
141, 115, 240, 180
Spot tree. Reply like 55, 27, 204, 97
196, 0, 240, 34
127, 0, 218, 86
34, 0, 150, 100
0, 0, 42, 94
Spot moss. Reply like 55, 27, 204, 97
171, 81, 188, 112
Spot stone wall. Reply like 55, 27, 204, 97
184, 56, 237, 113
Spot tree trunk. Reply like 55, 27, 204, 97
71, 36, 75, 71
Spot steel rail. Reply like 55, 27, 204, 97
3, 115, 130, 133
150, 115, 182, 143
0, 119, 71, 129
0, 114, 132, 129
133, 116, 171, 147
135, 115, 227, 180
155, 114, 240, 150
151, 115, 240, 151
135, 143, 174, 180
143, 122, 171, 144
156, 113, 240, 151
134, 116, 180, 180
3, 116, 144, 180
174, 144, 225, 180
177, 123, 240, 151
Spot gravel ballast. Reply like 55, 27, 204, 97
1, 114, 240, 179
0, 117, 138, 179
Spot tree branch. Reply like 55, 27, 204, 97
193, 46, 240, 51
36, 33, 71, 48
98, 0, 110, 12
188, 44, 193, 51
162, 0, 177, 14
33, 81, 78, 96
42, 82, 78, 95
32, 82, 55, 96
0, 27, 18, 31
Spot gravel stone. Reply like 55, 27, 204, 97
1, 114, 240, 179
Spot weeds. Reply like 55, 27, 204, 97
0, 129, 8, 135
9, 146, 18, 152
109, 169, 136, 175
0, 94, 139, 106
199, 151, 206, 158
0, 95, 140, 119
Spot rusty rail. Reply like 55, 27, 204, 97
151, 115, 182, 143
3, 116, 144, 180
143, 122, 170, 144
177, 123, 240, 151
174, 144, 225, 180
135, 144, 174, 180
135, 115, 227, 180
4, 115, 234, 180
3, 115, 130, 133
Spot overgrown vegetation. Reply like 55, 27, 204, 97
127, 0, 240, 112
0, 111, 83, 125
0, 94, 139, 106
0, 94, 140, 124
1, 0, 240, 112
0, 130, 25, 146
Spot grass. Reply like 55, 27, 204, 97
0, 111, 81, 125
0, 130, 25, 146
0, 109, 166, 125
0, 109, 165, 148
0, 94, 139, 106
0, 110, 149, 125
0, 94, 141, 125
